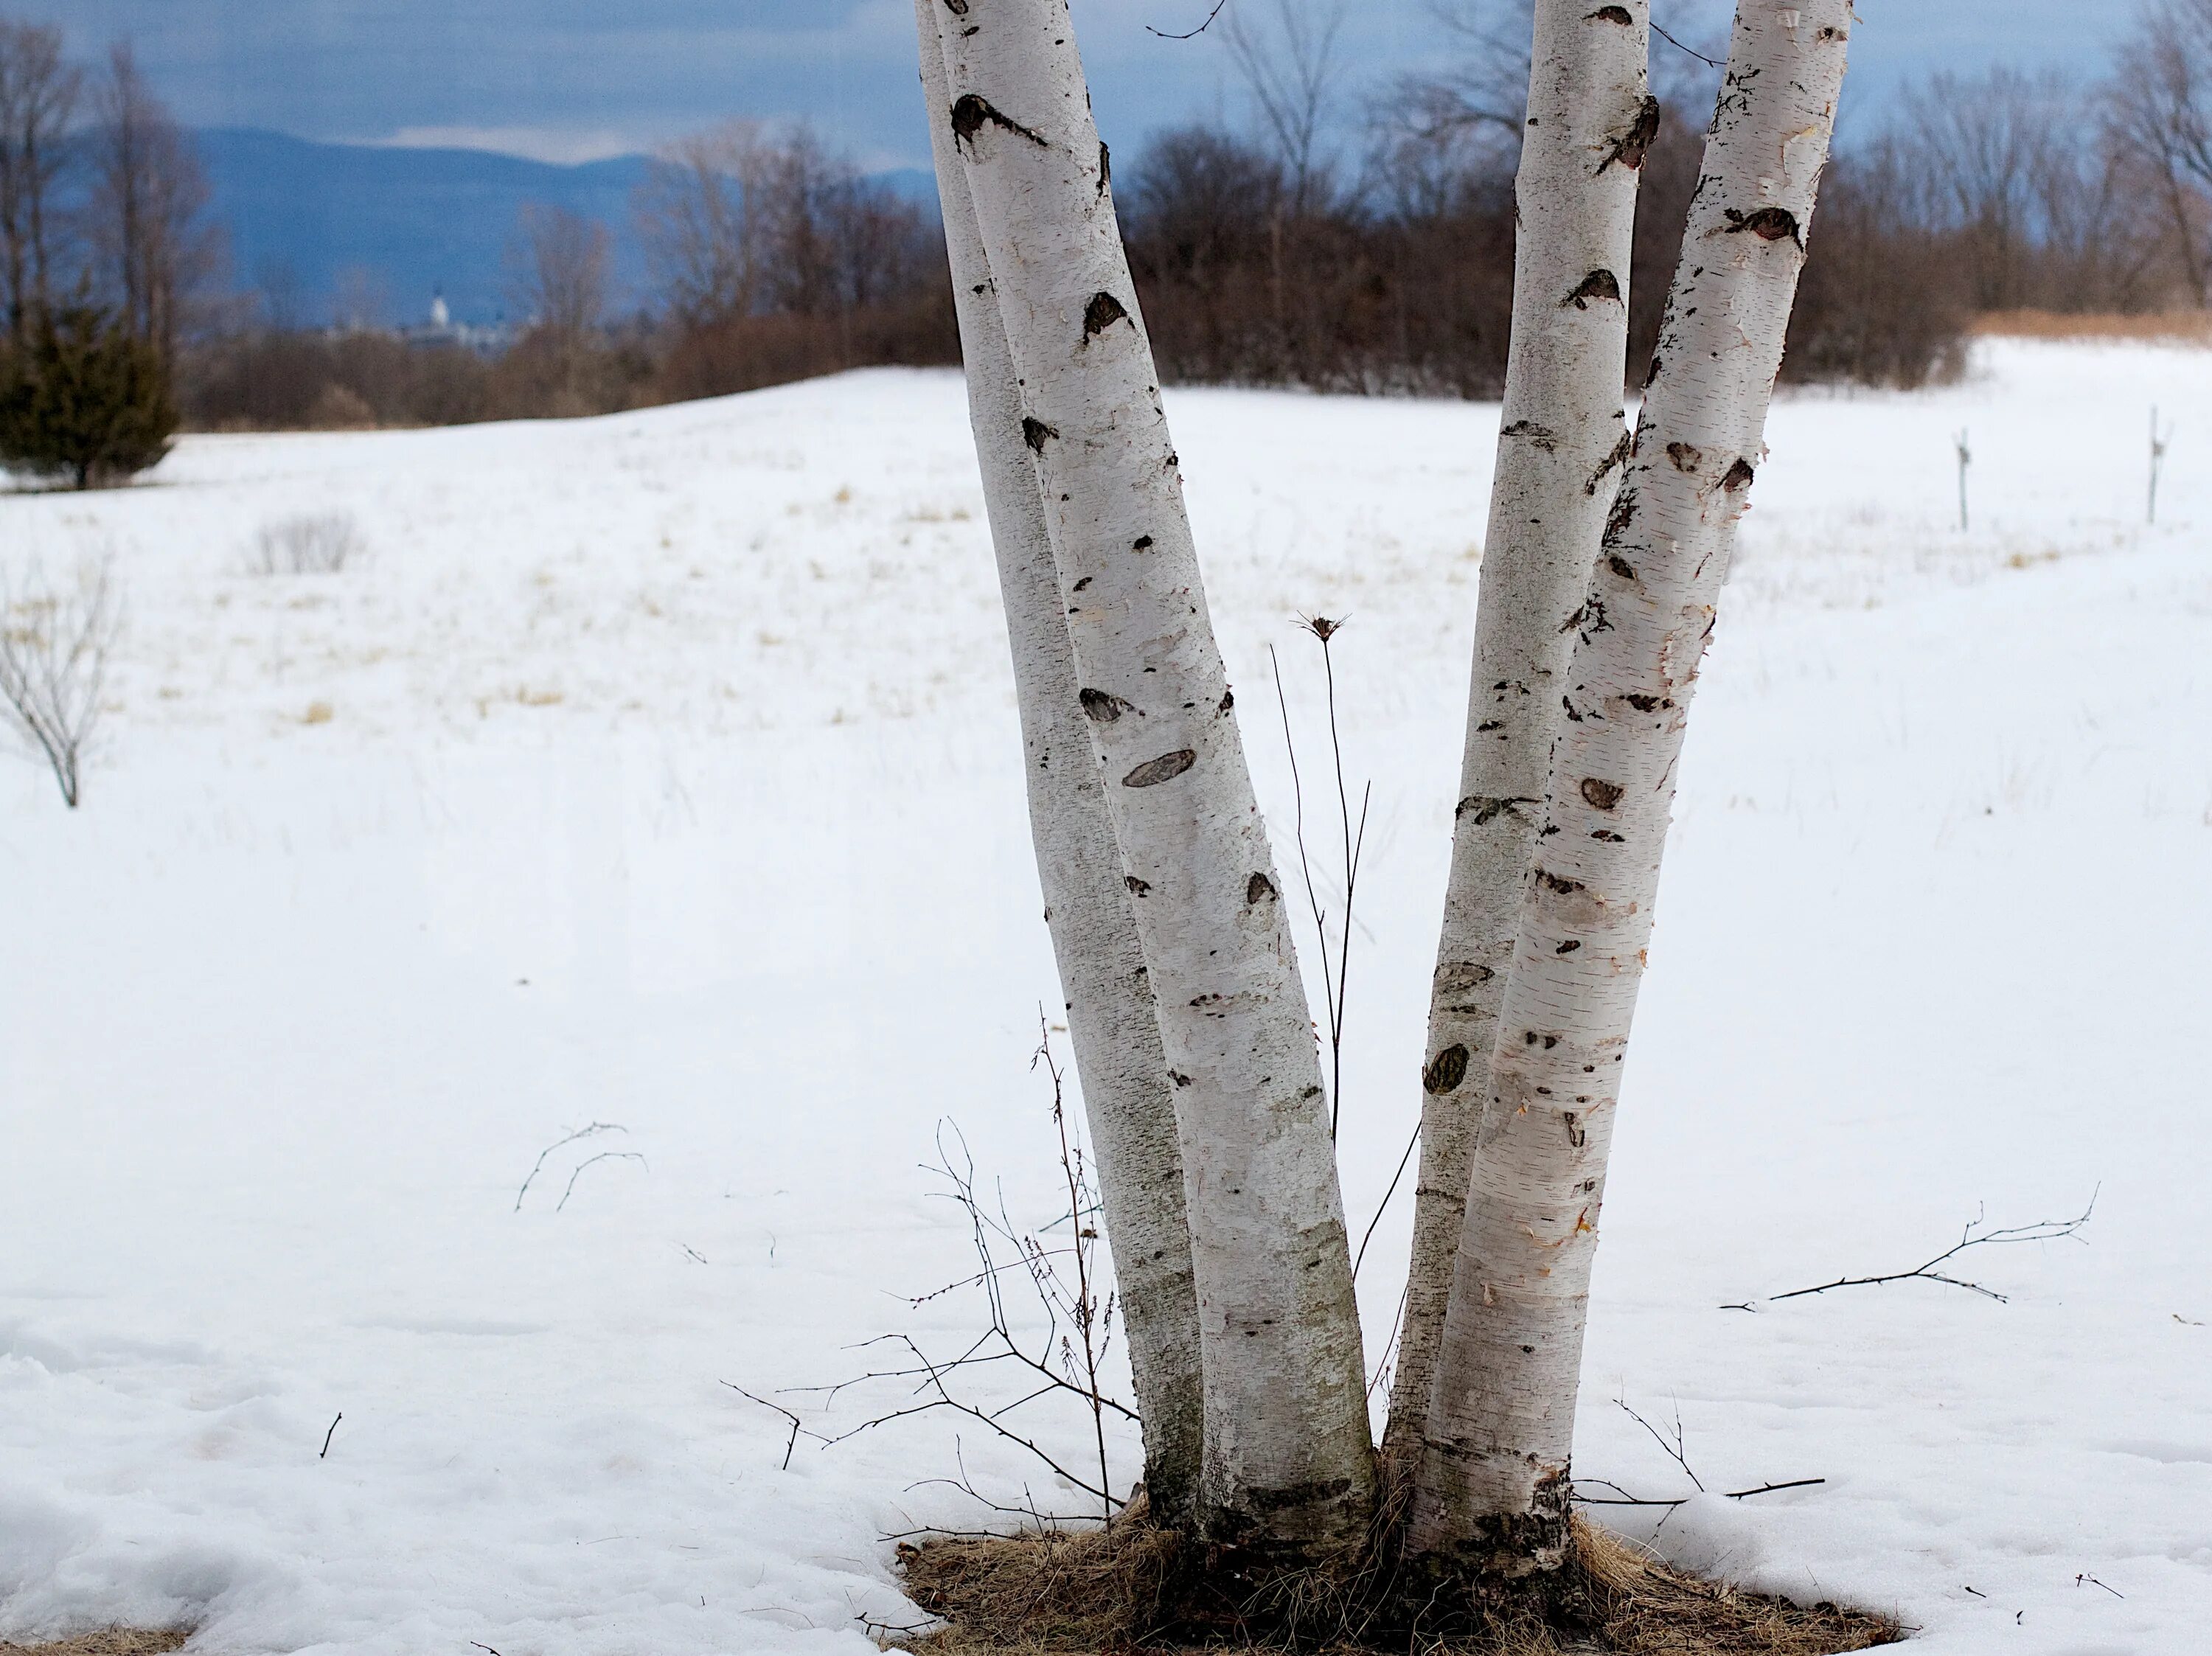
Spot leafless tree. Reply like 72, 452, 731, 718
634, 121, 779, 326
86, 42, 222, 369
1221, 0, 1349, 217
2104, 0, 2212, 303
0, 21, 78, 348
0, 555, 120, 810
506, 203, 611, 341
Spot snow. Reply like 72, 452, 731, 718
1, 338, 2208, 1652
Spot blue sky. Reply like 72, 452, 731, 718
18, 0, 2130, 168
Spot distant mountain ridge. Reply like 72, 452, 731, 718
195, 128, 935, 330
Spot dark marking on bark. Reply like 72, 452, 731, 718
1170, 1071, 1193, 1088
1132, 534, 1154, 551
1218, 688, 1234, 714
1475, 720, 1503, 733
1563, 1112, 1587, 1147
1125, 874, 1151, 895
1022, 416, 1057, 453
1458, 794, 1536, 824
1557, 939, 1583, 954
1562, 596, 1610, 636
1501, 419, 1559, 451
1606, 553, 1637, 581
1561, 695, 1585, 723
1585, 431, 1632, 494
1666, 440, 1703, 472
1562, 269, 1622, 310
1123, 749, 1197, 787
1722, 457, 1756, 491
1080, 687, 1138, 723
1587, 4, 1633, 21
1071, 575, 1092, 591
1605, 488, 1638, 539
1423, 1043, 1472, 1096
1436, 960, 1494, 997
1643, 352, 1665, 389
942, 0, 968, 10
950, 94, 1047, 152
1722, 205, 1802, 246
1603, 95, 1662, 172
1581, 777, 1625, 811
1622, 692, 1666, 712
1098, 140, 1111, 194
1247, 872, 1276, 905
1590, 829, 1626, 842
1536, 869, 1585, 895
1083, 291, 1131, 337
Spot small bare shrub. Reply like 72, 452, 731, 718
250, 511, 364, 575
0, 555, 122, 809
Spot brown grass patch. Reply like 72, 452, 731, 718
895, 1513, 1902, 1655
0, 1633, 189, 1656
1972, 309, 2212, 345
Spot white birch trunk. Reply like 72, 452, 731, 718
912, 0, 1204, 1525
925, 0, 1375, 1555
1408, 0, 1851, 1572
1383, 0, 1653, 1481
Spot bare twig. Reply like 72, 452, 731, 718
319, 1413, 342, 1458
1352, 1119, 1420, 1281
1272, 617, 1371, 1139
1754, 1191, 2098, 1307
1617, 1398, 1703, 1492
1573, 1477, 1826, 1509
1651, 21, 1723, 69
515, 1121, 627, 1211
723, 1382, 821, 1470
2076, 1573, 2124, 1599
1146, 0, 1230, 39
556, 1149, 647, 1211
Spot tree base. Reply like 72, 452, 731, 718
895, 1503, 1902, 1653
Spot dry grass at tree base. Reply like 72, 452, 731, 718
894, 1510, 1902, 1656
0, 1633, 189, 1656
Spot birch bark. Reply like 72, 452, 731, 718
912, 0, 1204, 1525
925, 0, 1375, 1555
1409, 0, 1851, 1573
1382, 0, 1652, 1481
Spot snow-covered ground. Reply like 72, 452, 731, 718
1, 338, 2207, 1654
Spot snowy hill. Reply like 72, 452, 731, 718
1, 341, 2208, 1652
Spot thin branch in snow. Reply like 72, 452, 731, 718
556, 1149, 647, 1211
1616, 1397, 1704, 1492
319, 1413, 342, 1458
1572, 1477, 1826, 1509
723, 1383, 822, 1470
1749, 1190, 2098, 1307
515, 1121, 628, 1211
2076, 1573, 2124, 1599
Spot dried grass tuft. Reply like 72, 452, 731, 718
0, 1632, 189, 1656
1972, 309, 2212, 345
895, 1511, 1902, 1655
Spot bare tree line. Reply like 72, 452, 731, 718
0, 22, 220, 369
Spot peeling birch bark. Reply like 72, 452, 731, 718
925, 0, 1374, 1554
1384, 0, 1652, 1483
1408, 0, 1851, 1573
912, 0, 1204, 1525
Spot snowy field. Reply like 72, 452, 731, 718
1, 338, 2208, 1654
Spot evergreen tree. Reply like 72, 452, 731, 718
0, 303, 175, 490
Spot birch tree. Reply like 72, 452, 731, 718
920, 0, 1376, 1557
1409, 0, 1851, 1573
1382, 0, 1653, 1482
911, 0, 1204, 1526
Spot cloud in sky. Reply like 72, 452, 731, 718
17, 0, 2132, 168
